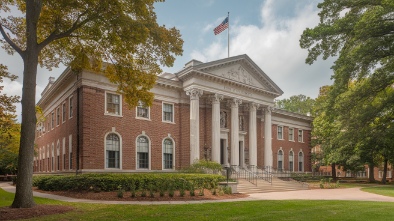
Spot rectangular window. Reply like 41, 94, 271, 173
298, 129, 303, 142
69, 135, 72, 170
162, 103, 174, 122
277, 126, 283, 140
69, 96, 73, 118
106, 151, 120, 168
138, 152, 149, 169
56, 107, 60, 126
136, 101, 149, 119
379, 171, 392, 178
106, 93, 121, 115
62, 103, 66, 123
51, 112, 54, 129
288, 128, 294, 141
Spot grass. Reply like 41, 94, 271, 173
2, 188, 394, 221
362, 185, 394, 197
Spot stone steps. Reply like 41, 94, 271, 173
236, 177, 309, 194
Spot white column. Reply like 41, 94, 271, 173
186, 89, 203, 164
228, 98, 242, 166
209, 94, 223, 163
248, 103, 259, 167
264, 107, 273, 167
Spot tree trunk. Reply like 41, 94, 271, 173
368, 163, 375, 183
331, 163, 336, 181
382, 158, 388, 185
11, 0, 41, 208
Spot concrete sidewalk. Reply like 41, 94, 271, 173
2, 181, 394, 205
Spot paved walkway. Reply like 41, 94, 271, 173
2, 181, 394, 205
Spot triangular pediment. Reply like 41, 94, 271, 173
178, 54, 283, 96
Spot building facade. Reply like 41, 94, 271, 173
33, 55, 312, 173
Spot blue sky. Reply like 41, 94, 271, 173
1, 0, 335, 118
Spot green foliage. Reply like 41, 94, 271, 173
32, 173, 225, 194
117, 185, 124, 198
182, 159, 223, 174
275, 94, 315, 116
301, 0, 394, 179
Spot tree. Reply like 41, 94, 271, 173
300, 0, 394, 182
0, 0, 183, 208
275, 94, 315, 115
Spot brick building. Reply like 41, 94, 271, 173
33, 55, 312, 173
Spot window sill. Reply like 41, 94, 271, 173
136, 117, 151, 121
162, 121, 175, 124
104, 113, 123, 117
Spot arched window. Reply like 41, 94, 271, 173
56, 141, 60, 171
106, 133, 120, 168
137, 136, 149, 169
277, 150, 283, 171
298, 151, 304, 172
289, 151, 294, 172
163, 139, 174, 169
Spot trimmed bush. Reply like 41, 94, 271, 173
32, 173, 225, 193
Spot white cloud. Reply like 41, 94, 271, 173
190, 0, 334, 99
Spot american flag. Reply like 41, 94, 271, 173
213, 17, 229, 35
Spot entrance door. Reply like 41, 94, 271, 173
220, 139, 225, 165
239, 141, 244, 168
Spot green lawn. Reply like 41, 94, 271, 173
362, 185, 394, 197
2, 188, 394, 221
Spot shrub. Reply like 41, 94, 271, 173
32, 173, 225, 196
182, 160, 223, 174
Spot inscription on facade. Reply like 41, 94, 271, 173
223, 85, 253, 97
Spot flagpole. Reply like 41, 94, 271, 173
228, 12, 230, 58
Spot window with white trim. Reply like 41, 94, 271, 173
277, 150, 283, 171
298, 129, 303, 142
56, 107, 60, 126
163, 138, 174, 169
289, 151, 294, 172
137, 136, 149, 169
51, 112, 54, 129
69, 135, 72, 170
379, 171, 392, 178
162, 103, 174, 122
106, 92, 121, 115
56, 142, 60, 171
106, 133, 120, 168
62, 103, 66, 123
62, 138, 66, 170
289, 128, 294, 141
277, 126, 283, 140
69, 96, 73, 118
136, 101, 149, 119
298, 151, 304, 172
51, 143, 54, 171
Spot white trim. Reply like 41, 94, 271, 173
105, 91, 123, 117
62, 102, 66, 123
298, 150, 304, 172
277, 148, 283, 171
62, 137, 66, 170
135, 101, 151, 120
288, 127, 294, 141
298, 129, 304, 143
162, 135, 175, 170
289, 149, 294, 172
136, 134, 151, 170
277, 125, 283, 140
69, 96, 73, 119
104, 130, 122, 170
69, 135, 72, 170
56, 140, 60, 171
162, 101, 175, 123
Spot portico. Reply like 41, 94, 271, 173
177, 54, 283, 168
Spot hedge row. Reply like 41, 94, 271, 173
32, 173, 225, 192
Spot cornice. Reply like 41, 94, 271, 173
272, 108, 313, 122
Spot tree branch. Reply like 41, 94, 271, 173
0, 23, 24, 57
38, 9, 96, 51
